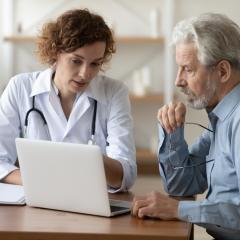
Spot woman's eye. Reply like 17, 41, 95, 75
91, 62, 102, 67
72, 59, 81, 64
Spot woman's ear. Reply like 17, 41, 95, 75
216, 60, 231, 83
51, 62, 57, 70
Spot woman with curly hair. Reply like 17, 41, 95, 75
0, 9, 136, 192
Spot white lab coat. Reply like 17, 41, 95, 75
0, 68, 136, 192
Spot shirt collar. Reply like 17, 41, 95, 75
30, 68, 54, 97
30, 69, 107, 104
211, 83, 240, 121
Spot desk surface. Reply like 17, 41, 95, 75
0, 177, 192, 240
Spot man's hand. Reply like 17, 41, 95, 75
131, 191, 179, 220
157, 101, 186, 134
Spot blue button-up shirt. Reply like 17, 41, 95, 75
158, 84, 240, 239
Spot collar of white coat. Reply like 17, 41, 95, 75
30, 68, 107, 103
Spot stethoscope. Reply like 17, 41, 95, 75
24, 96, 98, 145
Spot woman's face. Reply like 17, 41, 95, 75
54, 41, 106, 97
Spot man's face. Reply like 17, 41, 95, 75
175, 43, 218, 109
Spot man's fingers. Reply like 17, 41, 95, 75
157, 102, 186, 133
131, 199, 149, 217
175, 103, 186, 127
161, 105, 173, 133
157, 108, 163, 125
168, 102, 178, 131
137, 206, 162, 219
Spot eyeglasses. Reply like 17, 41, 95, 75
185, 122, 214, 133
169, 122, 214, 170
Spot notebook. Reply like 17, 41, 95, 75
15, 138, 130, 217
0, 183, 25, 205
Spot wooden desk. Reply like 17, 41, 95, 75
0, 178, 193, 240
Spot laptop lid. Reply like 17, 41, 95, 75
15, 138, 130, 217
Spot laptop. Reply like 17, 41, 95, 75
15, 138, 131, 217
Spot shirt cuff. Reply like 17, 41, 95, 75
0, 161, 18, 180
107, 157, 136, 193
158, 124, 165, 150
179, 200, 201, 223
158, 125, 185, 151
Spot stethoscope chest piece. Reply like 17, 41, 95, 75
88, 135, 96, 145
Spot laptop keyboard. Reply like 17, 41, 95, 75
110, 205, 129, 212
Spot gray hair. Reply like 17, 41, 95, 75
172, 13, 240, 69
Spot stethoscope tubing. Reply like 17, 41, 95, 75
24, 96, 97, 144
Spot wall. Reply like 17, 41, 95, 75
176, 0, 240, 23
0, 1, 2, 87
174, 0, 240, 144
1, 0, 240, 148
1, 0, 168, 150
0, 1, 5, 90
10, 0, 166, 87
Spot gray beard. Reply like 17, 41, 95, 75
180, 78, 216, 110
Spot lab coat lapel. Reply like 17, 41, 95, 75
30, 69, 68, 141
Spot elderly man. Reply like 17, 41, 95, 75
132, 13, 240, 240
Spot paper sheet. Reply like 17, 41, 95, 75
0, 183, 25, 205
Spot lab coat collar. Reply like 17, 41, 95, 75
30, 69, 107, 104
30, 68, 53, 97
84, 75, 107, 104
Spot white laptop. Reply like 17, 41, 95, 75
15, 138, 130, 217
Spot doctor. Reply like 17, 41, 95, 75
0, 9, 136, 192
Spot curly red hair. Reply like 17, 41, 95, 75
37, 9, 116, 66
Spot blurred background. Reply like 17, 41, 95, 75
1, 0, 240, 175
1, 1, 239, 238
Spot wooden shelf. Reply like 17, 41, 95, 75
117, 36, 164, 44
4, 36, 37, 43
4, 35, 164, 44
130, 94, 163, 102
136, 148, 159, 175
